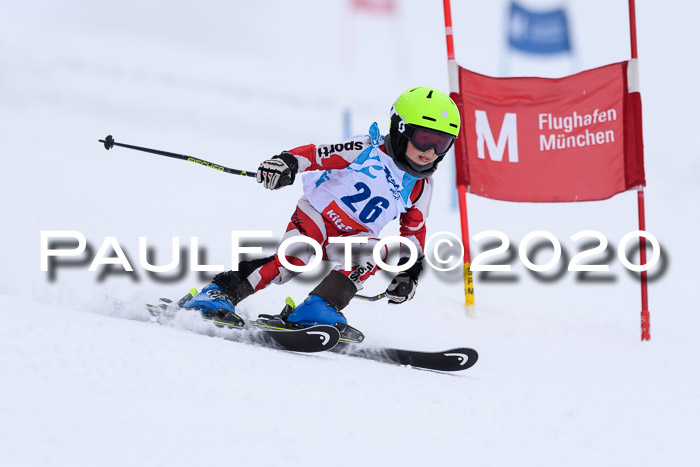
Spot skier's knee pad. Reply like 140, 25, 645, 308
213, 256, 274, 304
310, 270, 357, 311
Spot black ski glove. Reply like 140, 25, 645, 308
386, 256, 423, 305
256, 152, 299, 190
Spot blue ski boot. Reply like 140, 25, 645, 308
286, 295, 348, 327
256, 295, 365, 343
182, 283, 244, 327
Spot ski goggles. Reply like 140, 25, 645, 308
405, 125, 456, 156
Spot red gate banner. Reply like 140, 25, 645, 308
454, 61, 645, 202
352, 0, 396, 15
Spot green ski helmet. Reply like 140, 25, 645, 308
388, 86, 460, 177
391, 86, 460, 137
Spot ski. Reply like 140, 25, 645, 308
108, 295, 478, 370
253, 304, 478, 372
331, 343, 478, 372
254, 313, 366, 344
145, 302, 340, 353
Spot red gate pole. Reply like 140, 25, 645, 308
629, 0, 650, 341
443, 0, 475, 310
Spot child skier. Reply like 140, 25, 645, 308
183, 86, 461, 330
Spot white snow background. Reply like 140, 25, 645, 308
1, 1, 698, 466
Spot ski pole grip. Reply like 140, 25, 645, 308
279, 175, 293, 187
397, 281, 411, 296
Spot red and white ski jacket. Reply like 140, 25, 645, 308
285, 123, 432, 258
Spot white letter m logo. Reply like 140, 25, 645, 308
475, 110, 519, 162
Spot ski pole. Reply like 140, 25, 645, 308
98, 134, 291, 185
353, 282, 410, 302
353, 293, 386, 302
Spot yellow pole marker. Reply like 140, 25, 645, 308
464, 263, 476, 318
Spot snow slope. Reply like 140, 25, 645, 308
1, 1, 699, 466
2, 293, 697, 467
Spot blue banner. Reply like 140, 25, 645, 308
508, 2, 571, 55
